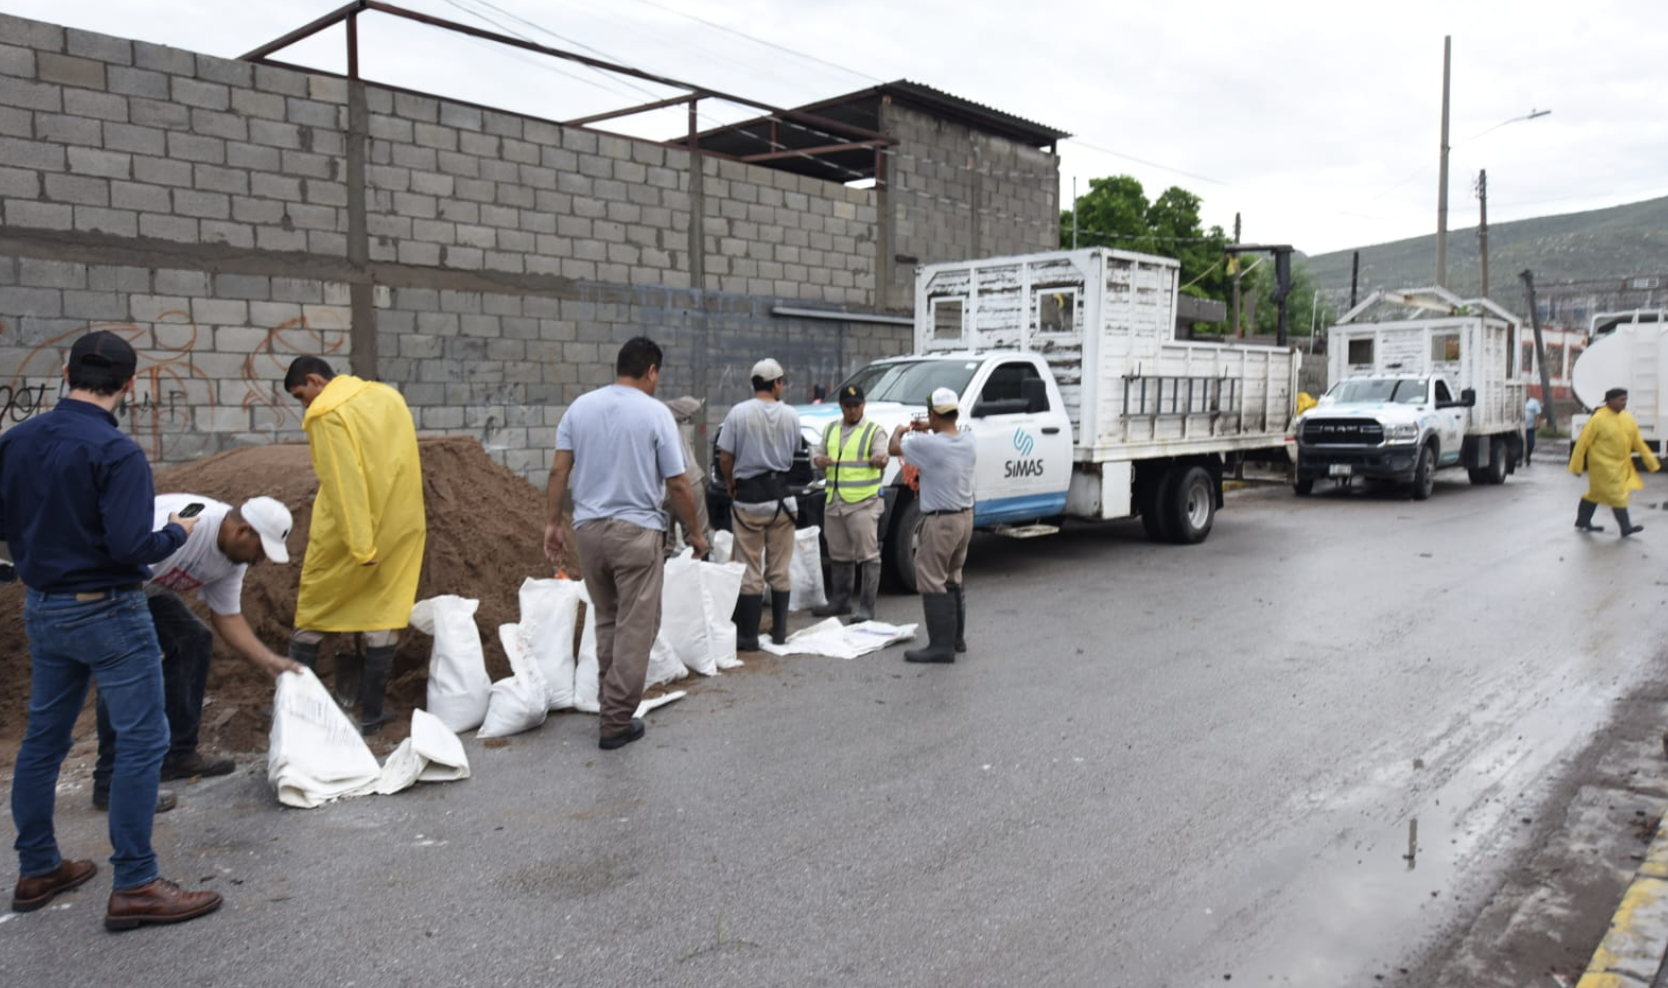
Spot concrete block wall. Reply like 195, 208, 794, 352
0, 13, 1037, 481
881, 103, 1059, 310
0, 254, 352, 462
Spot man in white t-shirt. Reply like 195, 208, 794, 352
546, 337, 707, 751
91, 494, 301, 810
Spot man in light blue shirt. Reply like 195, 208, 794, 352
1525, 394, 1543, 466
546, 337, 707, 750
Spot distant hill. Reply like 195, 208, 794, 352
1305, 196, 1668, 315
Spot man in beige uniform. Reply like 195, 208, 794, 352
890, 387, 976, 663
719, 358, 802, 650
811, 383, 888, 622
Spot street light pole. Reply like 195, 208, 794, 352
1436, 36, 1452, 289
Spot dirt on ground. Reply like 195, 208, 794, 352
0, 436, 579, 767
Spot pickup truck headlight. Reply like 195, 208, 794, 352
1384, 423, 1419, 443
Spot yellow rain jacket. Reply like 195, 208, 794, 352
295, 375, 427, 632
1569, 406, 1660, 507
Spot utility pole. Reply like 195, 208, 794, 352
1071, 176, 1078, 250
1519, 269, 1557, 432
1476, 169, 1489, 296
1436, 35, 1452, 289
1231, 212, 1242, 337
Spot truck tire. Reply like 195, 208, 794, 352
1167, 465, 1215, 544
1294, 477, 1314, 496
1138, 467, 1176, 543
1411, 444, 1437, 501
885, 497, 921, 595
1486, 437, 1509, 484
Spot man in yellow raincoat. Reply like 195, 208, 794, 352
283, 356, 426, 734
1569, 387, 1659, 537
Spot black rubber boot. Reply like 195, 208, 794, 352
734, 594, 764, 652
1576, 499, 1606, 532
947, 582, 967, 653
770, 590, 792, 645
904, 593, 957, 664
1616, 507, 1644, 537
359, 644, 396, 736
851, 562, 881, 623
331, 639, 362, 711
812, 564, 853, 617
287, 638, 320, 670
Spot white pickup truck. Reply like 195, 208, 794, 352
762, 247, 1301, 590
1292, 288, 1527, 499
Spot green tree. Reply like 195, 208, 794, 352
1061, 176, 1231, 308
1240, 259, 1337, 339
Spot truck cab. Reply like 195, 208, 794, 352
1293, 374, 1475, 499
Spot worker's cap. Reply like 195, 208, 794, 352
241, 496, 293, 564
664, 395, 703, 422
838, 383, 866, 404
69, 331, 137, 375
929, 387, 960, 414
1605, 387, 1628, 401
751, 358, 785, 383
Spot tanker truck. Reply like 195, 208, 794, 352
1569, 310, 1668, 454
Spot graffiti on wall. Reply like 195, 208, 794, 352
1, 310, 348, 464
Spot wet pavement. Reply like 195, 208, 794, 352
5, 461, 1668, 986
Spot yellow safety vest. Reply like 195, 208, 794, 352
823, 420, 882, 504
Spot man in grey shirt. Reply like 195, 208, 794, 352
890, 386, 976, 663
546, 337, 708, 750
718, 358, 802, 650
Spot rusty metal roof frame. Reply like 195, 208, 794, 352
239, 1, 894, 178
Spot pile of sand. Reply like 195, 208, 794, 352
0, 436, 574, 765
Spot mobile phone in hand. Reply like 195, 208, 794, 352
178, 502, 205, 518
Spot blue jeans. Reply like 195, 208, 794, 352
93, 591, 213, 790
1526, 427, 1537, 462
12, 587, 167, 890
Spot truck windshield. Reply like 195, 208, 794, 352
1327, 378, 1429, 405
840, 359, 980, 406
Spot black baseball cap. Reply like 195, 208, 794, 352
69, 331, 137, 374
838, 383, 865, 404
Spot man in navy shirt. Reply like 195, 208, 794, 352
1, 331, 223, 931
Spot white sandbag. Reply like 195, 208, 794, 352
710, 529, 733, 563
268, 668, 381, 809
702, 559, 746, 670
516, 576, 583, 710
477, 624, 551, 738
367, 708, 471, 795
574, 582, 600, 713
645, 633, 688, 688
410, 595, 491, 733
660, 550, 714, 676
788, 524, 827, 611
758, 618, 918, 659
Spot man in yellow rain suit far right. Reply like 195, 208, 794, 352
283, 356, 427, 734
1570, 386, 1660, 537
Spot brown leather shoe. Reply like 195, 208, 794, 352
12, 859, 97, 912
105, 878, 222, 931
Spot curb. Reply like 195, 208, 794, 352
1578, 810, 1668, 987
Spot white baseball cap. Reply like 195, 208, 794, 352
241, 496, 293, 564
751, 358, 784, 382
929, 387, 960, 414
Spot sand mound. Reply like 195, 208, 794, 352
0, 436, 573, 765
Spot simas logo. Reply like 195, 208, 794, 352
1005, 427, 1044, 479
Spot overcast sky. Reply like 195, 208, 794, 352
6, 0, 1665, 257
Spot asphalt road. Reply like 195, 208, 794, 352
4, 460, 1667, 987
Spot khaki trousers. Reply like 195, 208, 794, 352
574, 519, 665, 737
823, 496, 883, 563
914, 510, 972, 593
732, 506, 795, 595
